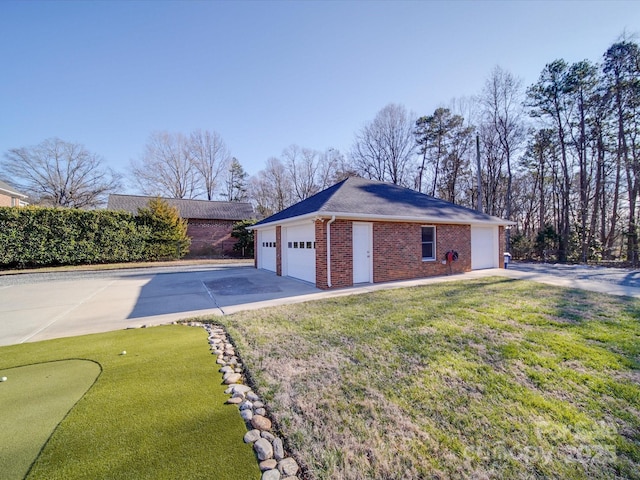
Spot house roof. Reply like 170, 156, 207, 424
0, 179, 28, 199
107, 194, 255, 221
252, 176, 513, 228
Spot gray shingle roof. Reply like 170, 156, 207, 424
0, 179, 28, 198
254, 177, 512, 227
107, 194, 254, 221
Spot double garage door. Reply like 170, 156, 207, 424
258, 224, 316, 284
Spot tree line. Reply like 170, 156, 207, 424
2, 38, 638, 264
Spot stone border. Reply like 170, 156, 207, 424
197, 322, 302, 480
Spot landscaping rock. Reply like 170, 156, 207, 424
262, 469, 281, 480
254, 438, 273, 461
278, 458, 299, 476
261, 431, 276, 442
225, 397, 242, 405
259, 459, 278, 471
272, 437, 284, 460
223, 373, 242, 385
219, 366, 233, 373
232, 384, 252, 394
255, 407, 267, 416
253, 400, 264, 408
240, 409, 253, 421
244, 429, 261, 443
251, 415, 272, 431
239, 401, 253, 410
247, 392, 260, 402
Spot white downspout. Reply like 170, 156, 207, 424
326, 216, 336, 288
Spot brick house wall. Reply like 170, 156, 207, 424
315, 219, 353, 289
186, 219, 238, 257
314, 220, 473, 290
0, 193, 12, 207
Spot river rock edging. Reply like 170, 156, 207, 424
203, 322, 302, 480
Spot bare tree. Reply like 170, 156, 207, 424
249, 157, 293, 216
479, 66, 526, 249
350, 103, 417, 186
1, 137, 121, 208
130, 131, 198, 199
282, 144, 321, 202
189, 130, 231, 200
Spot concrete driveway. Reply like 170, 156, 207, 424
1, 262, 639, 347
0, 264, 320, 347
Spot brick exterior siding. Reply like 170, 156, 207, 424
312, 220, 473, 289
258, 219, 502, 290
0, 193, 12, 207
186, 219, 238, 257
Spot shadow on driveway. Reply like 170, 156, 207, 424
127, 266, 320, 319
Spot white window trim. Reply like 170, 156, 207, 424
421, 225, 436, 262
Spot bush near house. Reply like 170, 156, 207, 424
231, 219, 256, 258
0, 198, 190, 268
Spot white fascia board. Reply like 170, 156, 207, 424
0, 187, 28, 198
249, 211, 514, 229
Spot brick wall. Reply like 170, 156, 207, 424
276, 226, 282, 276
315, 219, 353, 289
186, 219, 239, 257
0, 193, 11, 207
314, 220, 472, 290
372, 222, 471, 283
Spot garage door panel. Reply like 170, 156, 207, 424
284, 224, 316, 284
258, 229, 276, 272
471, 226, 498, 270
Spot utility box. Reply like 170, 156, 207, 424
503, 252, 512, 269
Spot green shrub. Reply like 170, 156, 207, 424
135, 197, 190, 260
0, 206, 151, 268
231, 219, 256, 257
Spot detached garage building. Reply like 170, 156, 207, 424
251, 177, 513, 290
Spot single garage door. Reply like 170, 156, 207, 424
471, 226, 498, 270
283, 223, 316, 284
258, 228, 277, 272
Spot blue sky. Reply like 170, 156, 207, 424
1, 1, 638, 193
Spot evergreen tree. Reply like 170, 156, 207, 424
136, 197, 190, 259
223, 158, 249, 202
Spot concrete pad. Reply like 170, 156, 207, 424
1, 262, 639, 347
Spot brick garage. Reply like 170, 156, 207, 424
250, 177, 512, 290
107, 194, 254, 257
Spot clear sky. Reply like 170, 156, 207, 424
1, 0, 638, 194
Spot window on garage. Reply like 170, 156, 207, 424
421, 226, 436, 261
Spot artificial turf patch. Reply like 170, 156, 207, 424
0, 360, 101, 480
0, 325, 260, 480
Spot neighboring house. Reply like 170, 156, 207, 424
0, 179, 29, 207
250, 176, 514, 290
107, 194, 255, 257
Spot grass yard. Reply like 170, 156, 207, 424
220, 277, 640, 480
0, 325, 260, 480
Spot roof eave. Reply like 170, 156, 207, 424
249, 211, 515, 229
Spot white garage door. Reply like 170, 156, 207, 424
471, 226, 498, 270
283, 223, 316, 284
258, 228, 277, 272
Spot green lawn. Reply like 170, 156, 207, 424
0, 325, 260, 480
220, 277, 640, 480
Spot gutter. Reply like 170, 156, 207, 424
248, 211, 514, 230
326, 215, 336, 288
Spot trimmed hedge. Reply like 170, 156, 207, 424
0, 206, 187, 269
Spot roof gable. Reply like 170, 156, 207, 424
254, 177, 511, 226
107, 194, 254, 221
